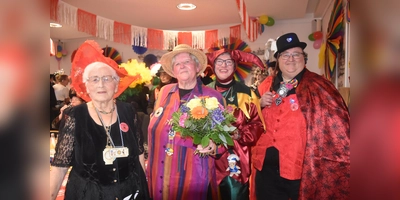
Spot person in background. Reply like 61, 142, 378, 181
51, 94, 85, 130
206, 48, 265, 200
143, 54, 160, 91
50, 40, 149, 200
50, 74, 58, 129
50, 74, 56, 86
147, 65, 177, 114
147, 44, 224, 200
53, 74, 70, 106
266, 61, 277, 76
252, 32, 350, 199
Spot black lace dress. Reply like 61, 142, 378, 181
51, 101, 149, 200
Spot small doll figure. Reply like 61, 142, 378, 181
226, 154, 241, 177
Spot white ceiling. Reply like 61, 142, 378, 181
50, 0, 330, 40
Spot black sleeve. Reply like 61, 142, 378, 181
51, 108, 75, 167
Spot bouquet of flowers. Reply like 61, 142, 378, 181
170, 95, 236, 151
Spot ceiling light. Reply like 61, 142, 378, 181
177, 3, 196, 11
50, 23, 62, 28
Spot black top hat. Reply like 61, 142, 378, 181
274, 32, 307, 58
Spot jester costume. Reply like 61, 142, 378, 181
208, 80, 265, 200
206, 41, 266, 200
252, 68, 350, 199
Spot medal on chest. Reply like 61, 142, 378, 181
275, 79, 298, 106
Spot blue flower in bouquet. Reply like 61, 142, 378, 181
171, 95, 236, 148
211, 108, 225, 128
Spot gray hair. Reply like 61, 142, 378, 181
171, 53, 200, 67
82, 62, 120, 83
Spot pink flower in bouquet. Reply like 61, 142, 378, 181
179, 113, 188, 127
225, 105, 234, 113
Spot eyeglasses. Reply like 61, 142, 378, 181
215, 59, 234, 66
86, 75, 116, 84
279, 52, 304, 60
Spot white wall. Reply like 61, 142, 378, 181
50, 14, 324, 76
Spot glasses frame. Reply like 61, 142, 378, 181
279, 52, 305, 60
86, 75, 117, 84
215, 59, 235, 66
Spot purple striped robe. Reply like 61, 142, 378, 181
147, 79, 224, 200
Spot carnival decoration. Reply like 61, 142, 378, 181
257, 15, 275, 27
235, 0, 261, 41
132, 36, 148, 55
102, 46, 122, 64
118, 59, 152, 101
50, 0, 264, 49
54, 40, 66, 69
258, 15, 269, 24
308, 31, 323, 49
264, 38, 278, 62
319, 0, 345, 80
132, 45, 148, 55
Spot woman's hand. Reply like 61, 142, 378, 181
195, 139, 216, 156
58, 105, 69, 120
260, 91, 273, 107
231, 129, 241, 140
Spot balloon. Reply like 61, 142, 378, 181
313, 31, 323, 40
265, 17, 275, 26
261, 24, 265, 33
57, 45, 62, 52
308, 33, 315, 41
56, 52, 63, 58
258, 15, 269, 24
313, 39, 323, 49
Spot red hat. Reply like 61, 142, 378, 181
71, 40, 139, 102
206, 38, 265, 82
207, 49, 265, 69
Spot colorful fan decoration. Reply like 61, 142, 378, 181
102, 46, 122, 64
207, 38, 253, 82
320, 0, 344, 80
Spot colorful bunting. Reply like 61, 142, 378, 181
114, 21, 131, 45
50, 0, 261, 51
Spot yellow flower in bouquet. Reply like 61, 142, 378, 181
171, 95, 236, 149
205, 97, 219, 110
186, 98, 202, 110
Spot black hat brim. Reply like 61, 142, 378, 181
274, 42, 307, 58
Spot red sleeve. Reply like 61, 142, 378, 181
232, 102, 264, 146
257, 76, 273, 97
